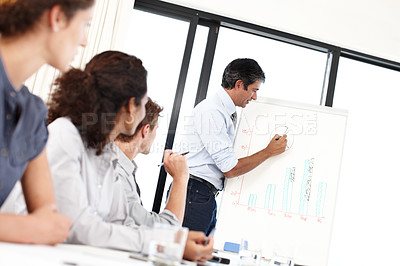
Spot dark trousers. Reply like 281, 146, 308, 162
182, 178, 217, 236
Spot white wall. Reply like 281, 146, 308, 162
162, 0, 400, 63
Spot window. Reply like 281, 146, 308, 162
328, 57, 400, 266
207, 27, 328, 105
122, 9, 190, 210
165, 25, 210, 210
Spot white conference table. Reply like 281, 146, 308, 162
0, 242, 244, 266
0, 242, 149, 266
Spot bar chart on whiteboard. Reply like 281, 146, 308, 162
214, 97, 348, 266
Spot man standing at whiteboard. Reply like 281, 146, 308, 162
178, 58, 288, 235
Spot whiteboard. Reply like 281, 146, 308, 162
214, 97, 348, 266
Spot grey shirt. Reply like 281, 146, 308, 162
115, 147, 180, 227
47, 117, 155, 254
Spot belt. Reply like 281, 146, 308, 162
189, 174, 219, 197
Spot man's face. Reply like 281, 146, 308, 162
236, 80, 261, 108
141, 120, 159, 155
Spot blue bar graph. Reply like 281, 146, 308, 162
264, 184, 276, 210
316, 182, 327, 218
299, 159, 314, 215
282, 167, 295, 212
248, 193, 257, 207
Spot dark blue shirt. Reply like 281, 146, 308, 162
0, 56, 48, 206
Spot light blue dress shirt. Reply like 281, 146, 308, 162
180, 88, 238, 190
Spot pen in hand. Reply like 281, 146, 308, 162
275, 134, 287, 141
275, 126, 289, 140
158, 151, 190, 167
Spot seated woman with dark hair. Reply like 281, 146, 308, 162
46, 50, 214, 261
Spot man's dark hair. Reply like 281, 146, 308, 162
221, 58, 265, 90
